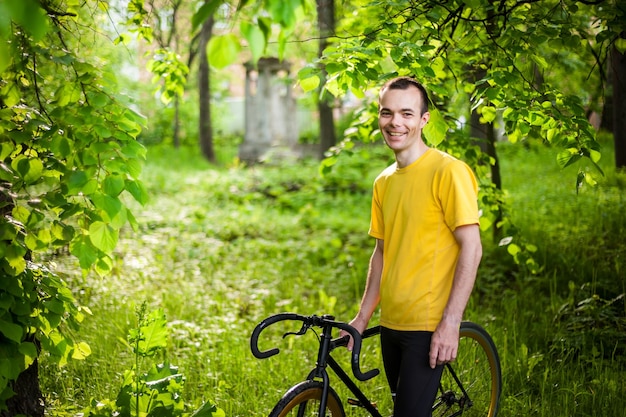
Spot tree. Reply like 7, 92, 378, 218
316, 0, 337, 158
612, 42, 626, 168
126, 0, 221, 160
198, 11, 216, 162
145, 0, 187, 148
0, 0, 148, 412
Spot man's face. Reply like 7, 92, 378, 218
378, 86, 430, 153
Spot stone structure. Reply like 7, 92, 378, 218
238, 57, 299, 163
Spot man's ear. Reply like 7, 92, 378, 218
420, 111, 431, 127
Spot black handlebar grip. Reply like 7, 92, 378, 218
250, 312, 303, 359
334, 321, 380, 381
351, 351, 380, 381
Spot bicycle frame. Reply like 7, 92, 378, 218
306, 323, 383, 417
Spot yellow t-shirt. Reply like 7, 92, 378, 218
369, 149, 479, 331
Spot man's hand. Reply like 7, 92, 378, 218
429, 318, 461, 369
340, 317, 368, 351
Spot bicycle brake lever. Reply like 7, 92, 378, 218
282, 322, 309, 339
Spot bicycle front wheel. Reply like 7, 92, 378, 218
433, 322, 502, 417
269, 380, 345, 417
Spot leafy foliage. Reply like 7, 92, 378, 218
305, 0, 622, 179
200, 0, 626, 272
0, 264, 91, 406
85, 304, 223, 417
0, 0, 148, 408
202, 0, 311, 69
552, 282, 626, 362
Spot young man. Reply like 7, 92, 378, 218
342, 77, 482, 417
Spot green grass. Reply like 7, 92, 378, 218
40, 139, 625, 416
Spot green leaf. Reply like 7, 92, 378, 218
66, 171, 88, 195
43, 299, 66, 315
191, 0, 223, 32
125, 179, 149, 205
556, 148, 581, 169
257, 17, 272, 43
69, 234, 99, 270
480, 105, 497, 123
126, 209, 139, 232
125, 157, 143, 179
92, 193, 127, 228
241, 21, 266, 65
87, 92, 109, 108
119, 138, 147, 159
134, 309, 168, 357
0, 318, 24, 343
3, 0, 49, 41
93, 124, 112, 139
94, 254, 113, 276
507, 243, 521, 256
191, 401, 224, 417
71, 341, 91, 360
0, 141, 14, 160
88, 221, 118, 253
277, 28, 288, 61
11, 205, 29, 224
1, 81, 20, 107
298, 65, 322, 91
0, 292, 13, 312
4, 244, 26, 275
103, 174, 125, 197
18, 342, 38, 366
423, 108, 447, 147
50, 135, 72, 158
588, 147, 601, 163
299, 74, 320, 93
55, 83, 82, 107
12, 155, 43, 184
208, 34, 241, 69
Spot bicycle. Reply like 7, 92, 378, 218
250, 313, 501, 417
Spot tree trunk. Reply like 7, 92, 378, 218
2, 351, 44, 417
173, 95, 181, 148
316, 0, 336, 159
612, 43, 626, 169
470, 110, 502, 241
471, 0, 503, 242
0, 188, 43, 417
198, 13, 215, 162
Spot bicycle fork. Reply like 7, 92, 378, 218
304, 320, 335, 417
303, 319, 383, 417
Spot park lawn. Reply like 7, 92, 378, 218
41, 138, 625, 417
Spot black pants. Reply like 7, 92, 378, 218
380, 327, 444, 417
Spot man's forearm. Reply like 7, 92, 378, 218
355, 239, 384, 326
442, 225, 482, 324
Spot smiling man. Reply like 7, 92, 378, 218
342, 76, 483, 417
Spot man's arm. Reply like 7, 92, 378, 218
429, 224, 482, 368
343, 238, 384, 351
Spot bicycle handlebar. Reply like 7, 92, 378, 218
250, 312, 380, 381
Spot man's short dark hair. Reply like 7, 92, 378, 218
380, 76, 430, 115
